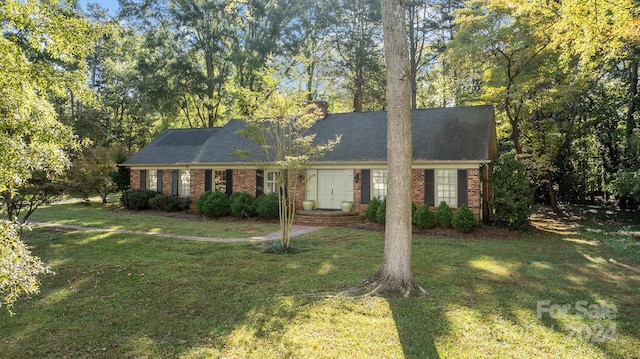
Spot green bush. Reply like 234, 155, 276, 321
196, 191, 230, 217
229, 192, 255, 217
254, 193, 280, 219
412, 202, 418, 217
436, 201, 453, 228
489, 152, 533, 229
413, 205, 436, 229
452, 205, 476, 233
375, 198, 387, 224
120, 189, 158, 210
149, 194, 191, 212
364, 197, 381, 222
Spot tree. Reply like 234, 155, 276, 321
1, 0, 104, 313
331, 0, 386, 112
365, 0, 427, 297
238, 83, 339, 251
0, 221, 52, 315
67, 146, 118, 203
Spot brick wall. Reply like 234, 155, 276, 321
233, 169, 256, 194
130, 169, 141, 190
129, 166, 485, 220
190, 169, 206, 200
411, 169, 425, 206
467, 168, 481, 219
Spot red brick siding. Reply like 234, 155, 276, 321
130, 169, 141, 190
233, 169, 256, 194
190, 169, 206, 200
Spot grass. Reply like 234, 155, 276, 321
1, 204, 639, 358
27, 200, 280, 239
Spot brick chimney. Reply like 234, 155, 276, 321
307, 100, 329, 118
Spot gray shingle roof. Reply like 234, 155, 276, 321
122, 105, 496, 166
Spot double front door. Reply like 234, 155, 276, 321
308, 169, 354, 210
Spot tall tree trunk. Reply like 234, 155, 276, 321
625, 57, 638, 168
366, 0, 426, 297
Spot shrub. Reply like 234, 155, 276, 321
411, 202, 418, 217
196, 191, 230, 217
120, 189, 158, 210
375, 198, 387, 224
436, 201, 453, 228
489, 152, 533, 229
149, 194, 191, 212
229, 192, 255, 217
364, 197, 381, 222
452, 205, 476, 233
254, 193, 280, 219
413, 205, 436, 229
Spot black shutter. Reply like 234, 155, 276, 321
157, 170, 163, 193
256, 170, 264, 197
204, 170, 212, 192
140, 170, 147, 190
172, 170, 179, 196
425, 169, 434, 206
458, 169, 468, 207
226, 169, 233, 196
361, 169, 370, 204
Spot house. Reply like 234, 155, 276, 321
122, 105, 498, 220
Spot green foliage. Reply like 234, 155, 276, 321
254, 193, 280, 220
0, 220, 52, 314
111, 148, 131, 192
489, 152, 533, 229
120, 189, 159, 210
452, 206, 476, 233
67, 146, 118, 203
364, 197, 381, 222
148, 194, 191, 212
1, 172, 65, 222
413, 205, 436, 229
375, 198, 387, 225
229, 192, 255, 218
436, 202, 453, 228
196, 191, 231, 218
612, 169, 640, 203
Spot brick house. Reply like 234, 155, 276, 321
122, 105, 498, 220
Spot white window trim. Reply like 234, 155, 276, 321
265, 170, 279, 194
179, 170, 190, 198
147, 170, 158, 191
371, 170, 388, 200
435, 169, 457, 207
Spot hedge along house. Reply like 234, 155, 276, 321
122, 105, 498, 221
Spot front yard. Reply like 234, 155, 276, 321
1, 201, 639, 358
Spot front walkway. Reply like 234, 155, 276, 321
32, 222, 324, 243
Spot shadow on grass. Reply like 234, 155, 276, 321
2, 211, 640, 358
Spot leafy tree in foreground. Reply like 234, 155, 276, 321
0, 0, 104, 314
238, 84, 339, 251
0, 221, 52, 315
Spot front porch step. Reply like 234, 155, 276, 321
293, 210, 364, 226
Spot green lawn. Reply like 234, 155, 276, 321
1, 203, 639, 358
28, 201, 280, 238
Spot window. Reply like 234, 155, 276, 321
372, 170, 388, 200
179, 170, 190, 197
436, 169, 456, 206
147, 170, 158, 191
214, 170, 226, 193
265, 170, 279, 194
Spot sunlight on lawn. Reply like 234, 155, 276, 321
183, 296, 405, 359
469, 258, 513, 277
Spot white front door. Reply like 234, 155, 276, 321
316, 170, 354, 209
